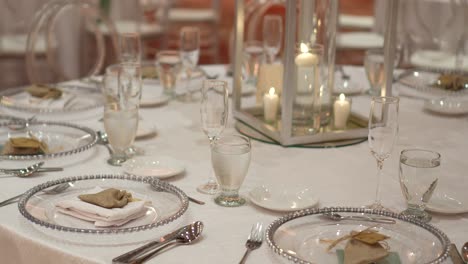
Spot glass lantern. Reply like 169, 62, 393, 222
232, 0, 371, 146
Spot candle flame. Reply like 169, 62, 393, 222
339, 93, 346, 101
300, 43, 309, 53
269, 87, 276, 95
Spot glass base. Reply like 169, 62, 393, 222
400, 208, 432, 223
107, 156, 126, 166
197, 182, 219, 195
214, 194, 245, 207
363, 202, 395, 213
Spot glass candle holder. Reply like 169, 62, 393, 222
333, 93, 352, 130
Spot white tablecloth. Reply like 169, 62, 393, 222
0, 65, 467, 263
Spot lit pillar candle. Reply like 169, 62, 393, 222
295, 43, 318, 94
263, 87, 279, 123
333, 93, 351, 129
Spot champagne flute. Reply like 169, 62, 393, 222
262, 15, 283, 64
198, 80, 229, 194
367, 96, 399, 209
180, 27, 201, 101
119, 32, 142, 64
157, 50, 183, 98
364, 49, 400, 96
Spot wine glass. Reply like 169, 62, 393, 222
119, 32, 142, 64
367, 96, 399, 210
262, 15, 283, 64
179, 26, 201, 101
198, 80, 229, 194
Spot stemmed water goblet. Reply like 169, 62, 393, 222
198, 80, 229, 194
367, 96, 399, 210
180, 26, 201, 101
262, 15, 283, 64
119, 32, 142, 64
103, 102, 139, 166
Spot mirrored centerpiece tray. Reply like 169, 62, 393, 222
266, 207, 450, 264
0, 84, 103, 114
0, 119, 97, 160
18, 175, 189, 234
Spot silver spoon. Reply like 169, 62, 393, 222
129, 221, 203, 263
0, 182, 73, 207
462, 242, 468, 262
322, 212, 396, 224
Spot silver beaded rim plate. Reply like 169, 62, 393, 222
265, 207, 451, 264
17, 174, 189, 234
0, 84, 103, 114
0, 120, 97, 160
397, 69, 468, 97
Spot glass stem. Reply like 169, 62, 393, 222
185, 68, 192, 99
374, 159, 384, 205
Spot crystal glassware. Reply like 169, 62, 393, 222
157, 50, 182, 98
262, 15, 283, 64
364, 49, 400, 96
104, 63, 142, 107
367, 96, 399, 210
179, 26, 201, 101
211, 134, 251, 207
103, 102, 139, 166
399, 149, 441, 223
119, 32, 142, 64
243, 40, 264, 85
198, 80, 229, 195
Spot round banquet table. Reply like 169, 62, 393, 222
0, 65, 466, 264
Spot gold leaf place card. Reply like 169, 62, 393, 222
79, 188, 140, 209
2, 137, 49, 155
322, 227, 401, 264
26, 84, 63, 100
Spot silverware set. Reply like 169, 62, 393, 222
0, 182, 73, 207
0, 161, 63, 177
112, 221, 204, 264
239, 222, 264, 264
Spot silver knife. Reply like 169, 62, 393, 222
449, 243, 465, 264
112, 224, 188, 264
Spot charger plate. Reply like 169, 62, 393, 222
0, 120, 97, 160
266, 207, 450, 264
0, 84, 103, 114
18, 175, 189, 234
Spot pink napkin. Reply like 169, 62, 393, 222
55, 187, 150, 227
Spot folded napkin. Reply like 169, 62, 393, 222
142, 66, 158, 79
5, 86, 76, 109
26, 84, 62, 99
2, 137, 49, 155
56, 187, 150, 227
78, 188, 137, 209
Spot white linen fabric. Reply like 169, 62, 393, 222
56, 187, 149, 227
0, 65, 465, 264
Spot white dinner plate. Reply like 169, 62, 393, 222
140, 94, 169, 107
334, 80, 365, 95
411, 50, 468, 71
122, 155, 185, 179
135, 123, 157, 140
248, 185, 319, 212
427, 192, 468, 214
424, 98, 468, 115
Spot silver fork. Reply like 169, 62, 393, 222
239, 222, 264, 264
